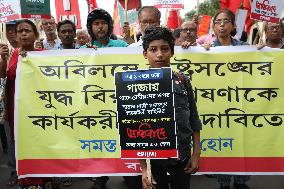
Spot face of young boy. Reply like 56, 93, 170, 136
143, 39, 173, 68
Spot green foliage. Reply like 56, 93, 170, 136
185, 0, 220, 20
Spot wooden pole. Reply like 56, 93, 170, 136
196, 0, 200, 15
125, 0, 128, 22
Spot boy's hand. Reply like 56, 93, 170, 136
184, 153, 200, 174
142, 170, 154, 189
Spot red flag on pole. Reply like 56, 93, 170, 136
87, 0, 98, 12
119, 0, 141, 10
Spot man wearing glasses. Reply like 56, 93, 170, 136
128, 6, 161, 47
179, 21, 198, 46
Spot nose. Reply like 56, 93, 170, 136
157, 50, 163, 58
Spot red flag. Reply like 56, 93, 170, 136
166, 10, 182, 30
243, 0, 252, 34
119, 0, 141, 10
220, 0, 252, 34
55, 0, 82, 29
113, 0, 122, 35
87, 0, 98, 12
198, 15, 212, 37
220, 0, 243, 13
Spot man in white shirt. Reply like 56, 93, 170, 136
128, 6, 161, 47
40, 16, 61, 50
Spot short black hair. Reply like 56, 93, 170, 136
213, 9, 236, 36
57, 20, 76, 33
15, 19, 39, 37
138, 6, 161, 21
143, 26, 175, 54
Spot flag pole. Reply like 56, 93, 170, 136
196, 0, 200, 15
125, 0, 128, 22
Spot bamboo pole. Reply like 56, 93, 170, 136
125, 0, 128, 22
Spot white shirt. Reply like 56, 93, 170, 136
128, 37, 143, 47
43, 38, 61, 50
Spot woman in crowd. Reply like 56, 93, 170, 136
205, 9, 251, 189
0, 19, 48, 189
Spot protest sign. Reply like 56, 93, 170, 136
0, 0, 50, 23
115, 68, 177, 159
154, 0, 184, 9
15, 47, 284, 177
251, 0, 283, 23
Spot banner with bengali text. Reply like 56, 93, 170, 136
15, 47, 284, 177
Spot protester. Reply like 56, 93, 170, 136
204, 9, 250, 189
140, 26, 202, 189
204, 9, 247, 49
0, 21, 19, 187
57, 20, 80, 50
178, 21, 198, 48
84, 8, 129, 189
85, 8, 128, 48
128, 6, 161, 47
40, 16, 61, 50
6, 21, 19, 49
264, 21, 284, 48
76, 29, 90, 47
0, 19, 49, 189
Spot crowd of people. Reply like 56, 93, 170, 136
0, 4, 283, 189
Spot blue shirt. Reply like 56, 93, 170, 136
91, 39, 128, 48
212, 37, 248, 47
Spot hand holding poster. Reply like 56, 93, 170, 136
115, 68, 178, 159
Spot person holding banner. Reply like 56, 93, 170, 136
204, 9, 248, 50
204, 9, 251, 189
179, 21, 198, 48
264, 21, 284, 49
140, 26, 202, 189
0, 19, 49, 189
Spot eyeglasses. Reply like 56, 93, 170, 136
214, 19, 232, 25
42, 22, 55, 26
140, 21, 159, 27
181, 28, 197, 32
267, 25, 280, 31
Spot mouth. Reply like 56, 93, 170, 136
155, 60, 166, 65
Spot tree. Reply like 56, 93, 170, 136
185, 0, 219, 21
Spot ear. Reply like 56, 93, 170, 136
143, 50, 147, 59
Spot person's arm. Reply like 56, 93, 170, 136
184, 131, 201, 173
0, 44, 9, 78
184, 77, 202, 173
139, 159, 153, 189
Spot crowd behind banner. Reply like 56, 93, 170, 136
0, 2, 283, 189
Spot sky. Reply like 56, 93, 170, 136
50, 0, 203, 29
